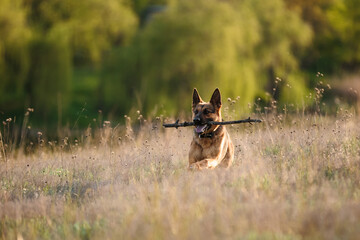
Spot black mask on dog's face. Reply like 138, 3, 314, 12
192, 88, 222, 134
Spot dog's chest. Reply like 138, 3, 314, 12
196, 138, 214, 148
194, 135, 226, 158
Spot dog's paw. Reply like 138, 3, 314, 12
188, 160, 210, 170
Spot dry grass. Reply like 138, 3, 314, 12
1, 109, 360, 240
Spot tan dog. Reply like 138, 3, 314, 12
188, 88, 234, 170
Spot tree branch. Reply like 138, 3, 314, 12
163, 117, 262, 129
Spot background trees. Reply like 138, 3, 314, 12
0, 0, 31, 111
104, 0, 312, 116
0, 0, 359, 129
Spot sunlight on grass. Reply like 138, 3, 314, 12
1, 108, 360, 239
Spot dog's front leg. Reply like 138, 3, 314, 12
189, 158, 219, 170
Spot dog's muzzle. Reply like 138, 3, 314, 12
193, 117, 209, 133
193, 117, 202, 125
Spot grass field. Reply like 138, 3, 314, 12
1, 109, 360, 240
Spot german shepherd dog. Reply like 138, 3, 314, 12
189, 88, 234, 170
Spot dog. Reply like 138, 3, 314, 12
188, 88, 234, 170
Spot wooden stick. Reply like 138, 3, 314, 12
163, 117, 262, 129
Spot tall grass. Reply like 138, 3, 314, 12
1, 102, 360, 239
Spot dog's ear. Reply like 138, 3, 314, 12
193, 88, 203, 108
210, 88, 221, 109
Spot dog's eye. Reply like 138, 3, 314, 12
194, 110, 198, 114
203, 109, 209, 114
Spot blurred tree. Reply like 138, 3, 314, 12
105, 0, 312, 116
0, 0, 31, 111
5, 0, 357, 128
133, 0, 168, 16
136, 0, 262, 114
284, 0, 334, 73
284, 0, 360, 73
284, 0, 332, 32
28, 29, 71, 120
247, 0, 312, 106
24, 0, 138, 64
326, 0, 360, 70
21, 0, 137, 123
102, 45, 141, 115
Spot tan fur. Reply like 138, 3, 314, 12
188, 88, 234, 170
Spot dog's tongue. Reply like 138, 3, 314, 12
195, 125, 207, 133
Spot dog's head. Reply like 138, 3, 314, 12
192, 88, 222, 134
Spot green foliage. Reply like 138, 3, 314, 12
1, 0, 360, 127
102, 46, 141, 114
0, 0, 137, 124
326, 0, 360, 68
25, 0, 138, 63
133, 0, 168, 15
104, 0, 312, 115
28, 31, 72, 117
247, 0, 312, 106
250, 0, 312, 73
23, 0, 137, 118
0, 0, 31, 110
285, 0, 360, 73
137, 0, 261, 114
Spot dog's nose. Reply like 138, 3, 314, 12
193, 117, 201, 125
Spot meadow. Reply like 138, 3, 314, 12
1, 0, 360, 239
1, 107, 360, 240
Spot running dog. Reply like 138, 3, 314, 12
189, 88, 234, 170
